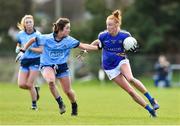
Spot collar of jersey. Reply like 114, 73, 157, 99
25, 28, 36, 35
53, 32, 67, 42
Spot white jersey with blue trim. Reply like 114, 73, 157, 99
37, 33, 80, 66
98, 30, 131, 70
16, 30, 41, 59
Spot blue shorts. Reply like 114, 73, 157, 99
20, 57, 40, 72
20, 64, 39, 72
40, 63, 70, 78
56, 70, 70, 78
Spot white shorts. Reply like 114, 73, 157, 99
104, 59, 129, 80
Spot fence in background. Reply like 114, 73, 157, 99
0, 54, 179, 86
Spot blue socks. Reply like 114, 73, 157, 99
32, 101, 37, 107
56, 96, 63, 107
144, 92, 153, 103
145, 104, 153, 113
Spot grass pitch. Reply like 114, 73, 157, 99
0, 80, 180, 125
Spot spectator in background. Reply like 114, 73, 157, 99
154, 55, 171, 87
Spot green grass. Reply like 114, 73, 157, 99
0, 80, 180, 125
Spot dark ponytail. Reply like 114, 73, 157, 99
53, 18, 70, 33
53, 23, 58, 33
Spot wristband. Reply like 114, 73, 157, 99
97, 45, 102, 50
20, 49, 25, 53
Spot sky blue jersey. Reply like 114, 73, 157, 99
16, 30, 41, 59
37, 33, 80, 66
98, 30, 131, 70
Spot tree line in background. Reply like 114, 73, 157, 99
123, 0, 180, 54
0, 0, 179, 80
74, 0, 180, 54
0, 0, 33, 56
0, 0, 179, 55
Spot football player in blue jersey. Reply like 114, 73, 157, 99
89, 10, 159, 117
20, 17, 98, 116
15, 15, 42, 110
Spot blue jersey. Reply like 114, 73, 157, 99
16, 30, 41, 59
98, 30, 131, 70
37, 33, 80, 66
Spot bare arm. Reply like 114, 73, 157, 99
78, 42, 98, 51
22, 37, 36, 51
78, 39, 100, 51
91, 39, 100, 46
76, 40, 100, 60
29, 46, 43, 53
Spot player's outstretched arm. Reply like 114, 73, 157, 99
91, 39, 100, 46
76, 42, 98, 61
78, 42, 98, 51
76, 40, 101, 60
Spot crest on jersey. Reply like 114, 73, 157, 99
118, 40, 122, 44
111, 40, 116, 44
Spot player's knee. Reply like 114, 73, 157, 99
126, 77, 135, 83
18, 83, 27, 89
25, 81, 34, 89
18, 84, 25, 89
64, 89, 70, 95
26, 84, 33, 89
48, 82, 56, 90
64, 89, 74, 97
46, 78, 55, 85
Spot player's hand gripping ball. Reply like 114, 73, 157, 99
123, 37, 138, 52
